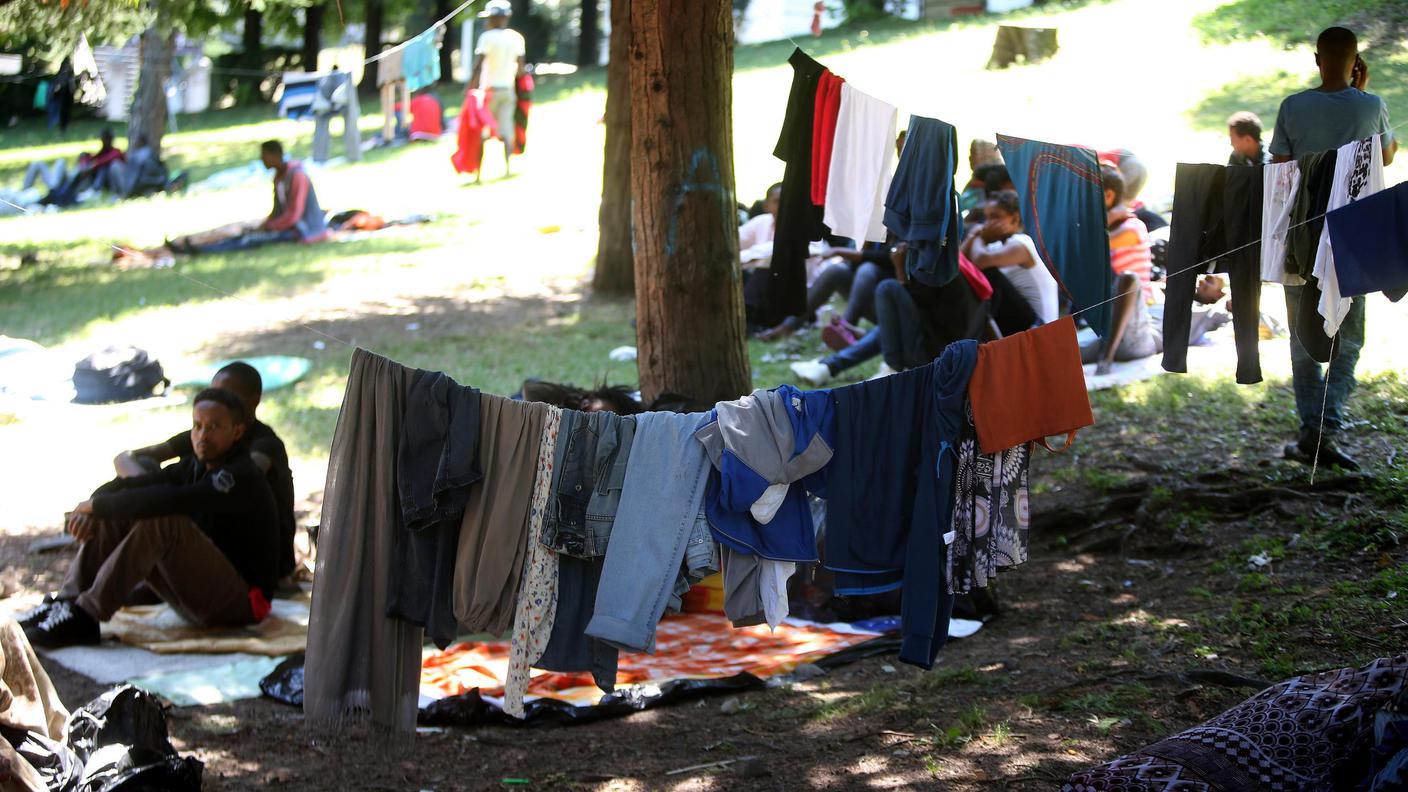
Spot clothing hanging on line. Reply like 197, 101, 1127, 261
884, 115, 961, 287
695, 385, 833, 561
824, 354, 964, 670
451, 395, 549, 635
503, 407, 562, 718
767, 48, 829, 327
1312, 135, 1385, 338
402, 30, 442, 93
1261, 160, 1303, 284
585, 411, 718, 655
824, 83, 898, 244
949, 401, 1031, 595
304, 349, 423, 743
389, 370, 481, 649
810, 71, 845, 206
997, 134, 1113, 338
1286, 149, 1340, 364
1326, 179, 1408, 302
968, 316, 1093, 455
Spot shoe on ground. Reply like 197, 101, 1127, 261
1283, 431, 1360, 472
26, 599, 100, 649
821, 322, 857, 352
791, 359, 833, 387
16, 594, 57, 631
869, 361, 898, 381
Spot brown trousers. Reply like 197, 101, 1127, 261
60, 516, 255, 627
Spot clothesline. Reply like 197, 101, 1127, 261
1067, 175, 1408, 321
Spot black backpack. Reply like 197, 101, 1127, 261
72, 346, 169, 404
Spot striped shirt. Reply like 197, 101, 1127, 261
1109, 216, 1153, 300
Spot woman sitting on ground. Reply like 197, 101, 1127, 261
960, 189, 1058, 335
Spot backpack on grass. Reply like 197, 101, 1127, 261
72, 346, 169, 404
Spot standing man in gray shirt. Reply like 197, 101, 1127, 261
1269, 26, 1396, 472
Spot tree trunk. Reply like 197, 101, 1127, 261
629, 0, 750, 404
437, 0, 459, 83
362, 0, 384, 91
303, 3, 325, 71
592, 0, 633, 297
128, 9, 174, 158
243, 7, 264, 72
577, 0, 600, 67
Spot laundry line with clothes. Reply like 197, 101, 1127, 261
764, 46, 1407, 396
302, 315, 1094, 743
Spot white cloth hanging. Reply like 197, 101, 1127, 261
1313, 135, 1384, 336
823, 83, 897, 244
1260, 160, 1302, 284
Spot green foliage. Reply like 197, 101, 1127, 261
0, 0, 149, 61
1193, 0, 1406, 48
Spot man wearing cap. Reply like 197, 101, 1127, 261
469, 0, 527, 176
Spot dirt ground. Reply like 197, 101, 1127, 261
12, 376, 1405, 791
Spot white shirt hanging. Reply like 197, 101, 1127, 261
823, 83, 897, 244
1313, 135, 1384, 336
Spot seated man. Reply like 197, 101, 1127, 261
25, 389, 279, 648
1082, 164, 1163, 374
1227, 111, 1269, 166
791, 241, 985, 384
93, 135, 174, 200
29, 128, 126, 207
172, 140, 329, 255
961, 189, 1058, 334
114, 361, 297, 581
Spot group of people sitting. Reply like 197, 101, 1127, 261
738, 135, 1205, 387
21, 362, 298, 649
17, 128, 183, 209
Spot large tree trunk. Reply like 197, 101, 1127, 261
592, 0, 633, 296
128, 9, 174, 157
629, 0, 750, 404
437, 0, 459, 83
240, 6, 264, 102
362, 0, 384, 91
303, 3, 325, 70
577, 0, 600, 67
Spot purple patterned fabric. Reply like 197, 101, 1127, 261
1065, 655, 1408, 791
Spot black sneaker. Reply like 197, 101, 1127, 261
16, 594, 57, 631
27, 599, 100, 649
1283, 431, 1361, 472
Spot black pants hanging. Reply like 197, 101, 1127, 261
1162, 163, 1264, 384
766, 48, 828, 327
1285, 150, 1341, 364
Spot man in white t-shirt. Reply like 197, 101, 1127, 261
470, 0, 526, 175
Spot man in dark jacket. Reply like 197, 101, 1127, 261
114, 362, 297, 580
25, 389, 280, 648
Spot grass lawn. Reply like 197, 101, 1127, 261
2, 0, 1408, 786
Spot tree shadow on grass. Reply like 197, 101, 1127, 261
0, 234, 432, 347
204, 290, 640, 458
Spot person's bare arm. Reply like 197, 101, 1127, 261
469, 54, 485, 90
967, 237, 1034, 270
113, 441, 177, 478
1384, 138, 1397, 166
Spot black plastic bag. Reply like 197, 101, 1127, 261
65, 685, 202, 792
259, 653, 305, 707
